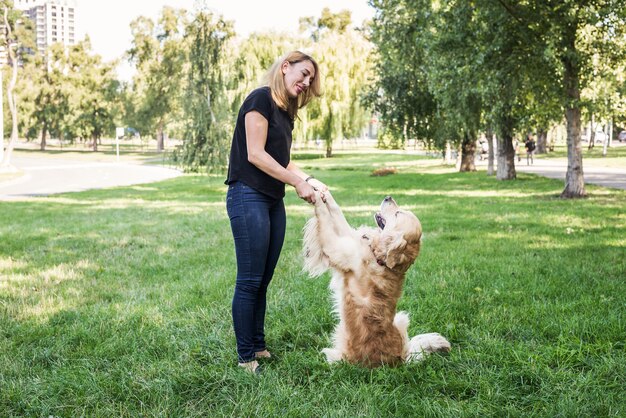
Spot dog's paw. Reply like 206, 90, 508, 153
321, 348, 343, 363
407, 333, 451, 361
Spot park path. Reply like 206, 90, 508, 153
0, 156, 182, 200
474, 154, 626, 191
515, 158, 626, 190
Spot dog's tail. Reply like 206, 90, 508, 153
302, 217, 330, 277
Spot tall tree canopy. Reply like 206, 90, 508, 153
176, 9, 234, 171
302, 9, 373, 157
367, 0, 626, 194
127, 7, 188, 151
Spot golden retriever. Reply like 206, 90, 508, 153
303, 192, 451, 367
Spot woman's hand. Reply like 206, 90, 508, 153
295, 180, 317, 204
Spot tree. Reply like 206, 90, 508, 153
177, 9, 233, 171
68, 40, 120, 150
366, 0, 438, 150
1, 0, 35, 168
31, 43, 71, 150
426, 1, 484, 172
127, 7, 188, 152
303, 9, 372, 157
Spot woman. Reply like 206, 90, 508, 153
225, 51, 327, 373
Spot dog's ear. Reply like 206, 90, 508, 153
385, 236, 408, 270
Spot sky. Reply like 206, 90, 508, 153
76, 0, 375, 81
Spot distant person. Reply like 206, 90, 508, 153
524, 135, 536, 165
224, 51, 327, 374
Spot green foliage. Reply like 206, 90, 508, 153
367, 0, 626, 185
0, 153, 625, 415
28, 41, 120, 147
71, 44, 121, 146
366, 0, 438, 147
176, 10, 234, 172
0, 0, 36, 54
126, 7, 189, 146
300, 7, 353, 41
1, 0, 36, 162
300, 9, 373, 156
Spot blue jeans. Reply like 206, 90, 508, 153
226, 181, 286, 363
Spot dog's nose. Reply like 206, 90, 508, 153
384, 195, 393, 202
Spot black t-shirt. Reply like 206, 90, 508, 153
225, 87, 294, 199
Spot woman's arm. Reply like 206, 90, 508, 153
286, 161, 328, 192
245, 111, 317, 203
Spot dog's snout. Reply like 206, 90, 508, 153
384, 196, 393, 202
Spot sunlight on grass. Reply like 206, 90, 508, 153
403, 188, 554, 198
526, 235, 575, 250
96, 199, 225, 213
544, 214, 592, 229
129, 186, 160, 191
16, 295, 77, 322
40, 260, 92, 284
0, 257, 27, 271
26, 196, 227, 213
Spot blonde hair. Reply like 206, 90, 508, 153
264, 50, 321, 120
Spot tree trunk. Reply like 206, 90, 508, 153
40, 123, 48, 151
560, 28, 586, 198
325, 141, 333, 158
459, 131, 476, 172
536, 127, 548, 154
602, 120, 611, 156
0, 69, 3, 163
486, 129, 495, 176
92, 134, 98, 151
157, 120, 164, 152
444, 141, 453, 164
588, 113, 595, 150
496, 124, 516, 180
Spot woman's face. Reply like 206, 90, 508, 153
282, 60, 316, 98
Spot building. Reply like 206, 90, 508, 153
14, 0, 77, 56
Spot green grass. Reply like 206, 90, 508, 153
1, 153, 625, 416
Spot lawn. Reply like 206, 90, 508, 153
1, 153, 624, 416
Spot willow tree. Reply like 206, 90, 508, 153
178, 10, 234, 171
229, 32, 296, 116
303, 8, 372, 157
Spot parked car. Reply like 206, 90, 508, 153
618, 131, 626, 142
